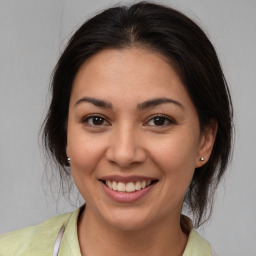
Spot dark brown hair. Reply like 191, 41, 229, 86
43, 1, 233, 227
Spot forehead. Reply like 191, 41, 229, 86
70, 47, 192, 108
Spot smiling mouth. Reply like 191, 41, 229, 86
100, 180, 158, 193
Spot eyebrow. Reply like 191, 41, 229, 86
74, 97, 112, 109
74, 97, 183, 110
137, 97, 184, 110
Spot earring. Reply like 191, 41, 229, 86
67, 157, 71, 165
200, 157, 205, 161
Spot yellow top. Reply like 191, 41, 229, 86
0, 207, 212, 256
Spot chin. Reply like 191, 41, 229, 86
101, 207, 155, 232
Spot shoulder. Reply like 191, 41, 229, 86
181, 215, 214, 256
0, 212, 72, 256
183, 229, 213, 256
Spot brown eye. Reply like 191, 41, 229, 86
145, 115, 175, 127
83, 115, 110, 126
153, 117, 166, 126
91, 116, 104, 125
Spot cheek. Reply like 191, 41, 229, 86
68, 131, 107, 177
148, 133, 199, 189
68, 133, 108, 202
149, 132, 198, 168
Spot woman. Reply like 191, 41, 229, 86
0, 1, 233, 255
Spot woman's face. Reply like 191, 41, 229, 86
66, 47, 210, 231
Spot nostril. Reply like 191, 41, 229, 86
106, 151, 147, 168
105, 138, 147, 168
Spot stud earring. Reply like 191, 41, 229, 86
67, 157, 71, 166
200, 157, 205, 161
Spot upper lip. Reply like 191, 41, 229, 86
99, 175, 158, 183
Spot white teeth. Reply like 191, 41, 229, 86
117, 182, 126, 192
126, 182, 135, 192
135, 181, 141, 190
112, 181, 118, 191
105, 180, 152, 193
106, 180, 113, 189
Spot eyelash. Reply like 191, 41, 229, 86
81, 114, 176, 127
82, 114, 110, 126
144, 114, 176, 127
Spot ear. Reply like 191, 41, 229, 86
196, 120, 218, 168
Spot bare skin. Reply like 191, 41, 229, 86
78, 207, 187, 256
66, 47, 217, 256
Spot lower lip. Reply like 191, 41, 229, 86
101, 182, 155, 203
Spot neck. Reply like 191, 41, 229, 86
78, 207, 188, 256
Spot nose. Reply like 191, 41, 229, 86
105, 125, 147, 168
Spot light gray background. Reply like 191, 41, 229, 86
0, 0, 255, 255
